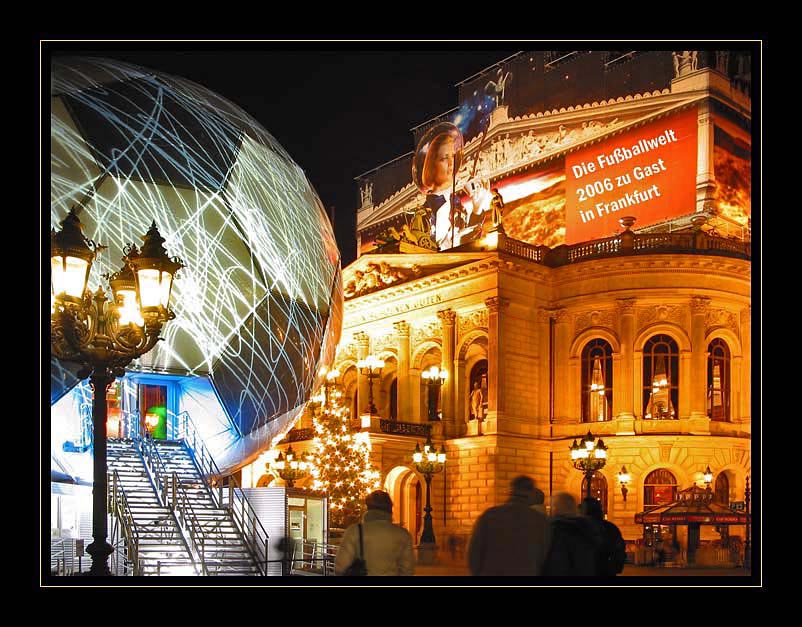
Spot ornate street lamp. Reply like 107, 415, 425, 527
421, 365, 447, 421
356, 355, 384, 414
412, 435, 446, 545
617, 465, 631, 502
51, 209, 184, 575
270, 444, 311, 488
570, 431, 608, 500
703, 465, 713, 488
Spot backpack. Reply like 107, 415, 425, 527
343, 524, 368, 576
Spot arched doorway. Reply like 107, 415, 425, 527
384, 466, 422, 542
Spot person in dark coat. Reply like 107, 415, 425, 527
579, 497, 627, 576
542, 492, 604, 576
467, 475, 549, 576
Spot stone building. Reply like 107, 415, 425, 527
251, 50, 753, 561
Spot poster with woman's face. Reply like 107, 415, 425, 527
412, 122, 464, 195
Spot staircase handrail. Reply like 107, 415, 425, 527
137, 436, 204, 575
108, 470, 143, 576
174, 410, 270, 575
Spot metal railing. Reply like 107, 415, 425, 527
290, 539, 338, 576
108, 470, 144, 576
497, 229, 751, 267
379, 419, 431, 437
137, 437, 203, 575
175, 411, 270, 575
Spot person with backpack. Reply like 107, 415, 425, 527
579, 497, 627, 576
334, 490, 415, 576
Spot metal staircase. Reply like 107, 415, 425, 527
148, 439, 262, 575
106, 427, 269, 576
107, 439, 197, 575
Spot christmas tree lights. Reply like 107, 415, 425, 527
310, 369, 381, 528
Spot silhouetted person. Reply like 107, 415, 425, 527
542, 492, 603, 576
531, 487, 547, 517
334, 490, 415, 576
468, 475, 549, 576
580, 497, 626, 576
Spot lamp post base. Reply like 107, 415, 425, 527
417, 542, 438, 566
86, 539, 114, 576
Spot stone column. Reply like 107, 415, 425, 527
740, 306, 751, 423
696, 101, 716, 213
453, 357, 467, 437
409, 367, 422, 423
355, 331, 371, 415
551, 307, 572, 423
616, 298, 636, 433
485, 296, 510, 433
688, 297, 711, 434
438, 309, 457, 437
395, 321, 411, 421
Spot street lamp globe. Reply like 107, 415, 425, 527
570, 431, 608, 501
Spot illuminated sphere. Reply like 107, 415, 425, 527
50, 57, 343, 459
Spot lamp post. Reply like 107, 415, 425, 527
421, 365, 447, 421
356, 355, 384, 414
617, 465, 630, 502
411, 435, 446, 545
51, 209, 184, 575
570, 431, 608, 500
270, 444, 311, 488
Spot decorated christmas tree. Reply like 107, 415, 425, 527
310, 371, 380, 529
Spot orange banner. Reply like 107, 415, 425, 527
565, 107, 698, 244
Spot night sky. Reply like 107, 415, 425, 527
46, 43, 520, 266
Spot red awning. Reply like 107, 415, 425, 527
635, 485, 749, 525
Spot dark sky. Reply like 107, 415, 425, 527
47, 43, 520, 266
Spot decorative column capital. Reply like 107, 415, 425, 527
485, 296, 510, 313
354, 330, 370, 347
616, 298, 637, 316
545, 306, 568, 324
690, 296, 712, 315
437, 309, 457, 326
394, 320, 411, 337
740, 306, 751, 326
537, 308, 552, 323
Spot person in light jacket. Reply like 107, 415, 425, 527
334, 490, 416, 576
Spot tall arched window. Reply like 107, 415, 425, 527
643, 469, 678, 508
581, 471, 609, 514
581, 339, 613, 422
643, 335, 679, 419
714, 473, 730, 505
469, 360, 488, 420
708, 338, 731, 421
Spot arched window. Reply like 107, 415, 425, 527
708, 338, 731, 421
643, 335, 679, 419
714, 473, 730, 505
581, 471, 609, 514
389, 378, 398, 421
643, 469, 678, 508
581, 339, 613, 422
469, 360, 488, 420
